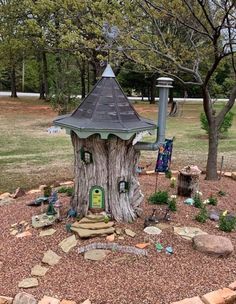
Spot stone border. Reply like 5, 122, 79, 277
170, 280, 236, 304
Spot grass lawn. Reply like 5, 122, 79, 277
0, 97, 236, 193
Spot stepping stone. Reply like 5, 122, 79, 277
40, 229, 56, 237
60, 300, 77, 304
174, 226, 207, 240
202, 288, 236, 304
171, 296, 204, 304
38, 296, 60, 304
84, 249, 109, 261
79, 216, 105, 224
59, 235, 77, 253
13, 188, 26, 199
86, 214, 106, 222
32, 213, 57, 229
72, 221, 114, 230
18, 278, 38, 289
80, 300, 91, 304
144, 226, 162, 235
0, 192, 11, 200
13, 292, 36, 304
0, 296, 13, 304
71, 227, 115, 238
124, 229, 136, 237
42, 250, 61, 266
31, 265, 48, 277
10, 230, 18, 236
155, 222, 171, 230
193, 234, 234, 257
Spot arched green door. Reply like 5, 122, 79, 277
89, 186, 105, 210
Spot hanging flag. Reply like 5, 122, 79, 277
155, 139, 173, 172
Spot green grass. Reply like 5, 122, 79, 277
0, 98, 236, 193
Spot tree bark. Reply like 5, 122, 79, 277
71, 132, 144, 222
206, 120, 219, 180
149, 74, 157, 104
10, 65, 17, 98
42, 51, 49, 100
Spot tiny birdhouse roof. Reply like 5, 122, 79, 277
53, 64, 156, 140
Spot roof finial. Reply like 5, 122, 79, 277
102, 64, 115, 78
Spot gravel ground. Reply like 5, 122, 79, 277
0, 174, 236, 304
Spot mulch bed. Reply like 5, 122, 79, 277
0, 174, 236, 304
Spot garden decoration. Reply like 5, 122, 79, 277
53, 64, 173, 222
144, 207, 171, 228
27, 196, 49, 207
177, 165, 201, 197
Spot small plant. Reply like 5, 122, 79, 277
58, 186, 74, 196
193, 191, 203, 208
148, 191, 169, 205
195, 206, 208, 223
170, 177, 176, 188
219, 212, 236, 232
200, 111, 234, 138
218, 190, 226, 197
44, 186, 52, 197
168, 195, 177, 212
165, 170, 172, 179
208, 195, 218, 206
103, 215, 110, 223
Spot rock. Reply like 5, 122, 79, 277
209, 210, 220, 221
231, 172, 236, 181
27, 189, 41, 194
60, 300, 77, 304
71, 227, 115, 238
224, 172, 232, 177
193, 234, 234, 257
115, 228, 122, 235
39, 184, 47, 191
124, 229, 136, 237
202, 288, 236, 304
78, 216, 105, 224
72, 221, 114, 230
13, 188, 26, 199
42, 250, 61, 266
80, 300, 91, 304
13, 292, 36, 304
38, 296, 60, 304
184, 198, 194, 206
143, 226, 162, 235
135, 243, 150, 249
118, 236, 124, 240
39, 229, 56, 237
32, 213, 57, 229
174, 226, 207, 241
0, 192, 11, 200
84, 249, 109, 261
171, 296, 204, 304
59, 235, 77, 253
229, 280, 236, 290
106, 234, 115, 242
31, 264, 49, 277
0, 296, 13, 304
10, 230, 18, 236
16, 231, 32, 238
18, 278, 38, 289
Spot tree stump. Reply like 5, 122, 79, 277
71, 132, 144, 222
177, 167, 201, 197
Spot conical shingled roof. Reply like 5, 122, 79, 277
53, 64, 156, 139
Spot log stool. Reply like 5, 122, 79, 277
177, 166, 201, 197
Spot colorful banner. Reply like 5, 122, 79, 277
155, 139, 173, 172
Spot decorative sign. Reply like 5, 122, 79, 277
155, 139, 173, 173
89, 186, 105, 209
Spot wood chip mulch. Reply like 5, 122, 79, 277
0, 174, 236, 304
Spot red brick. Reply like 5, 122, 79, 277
202, 288, 236, 304
171, 296, 204, 304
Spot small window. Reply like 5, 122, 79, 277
118, 180, 129, 193
80, 148, 93, 164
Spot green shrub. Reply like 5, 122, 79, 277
208, 195, 217, 206
193, 192, 203, 208
58, 186, 74, 196
195, 207, 208, 223
218, 190, 226, 197
200, 111, 234, 137
168, 196, 177, 212
148, 191, 169, 205
165, 171, 172, 179
219, 214, 236, 232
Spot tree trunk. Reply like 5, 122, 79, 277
10, 65, 17, 98
149, 75, 156, 104
42, 51, 49, 100
80, 60, 86, 98
206, 120, 219, 180
71, 132, 144, 222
